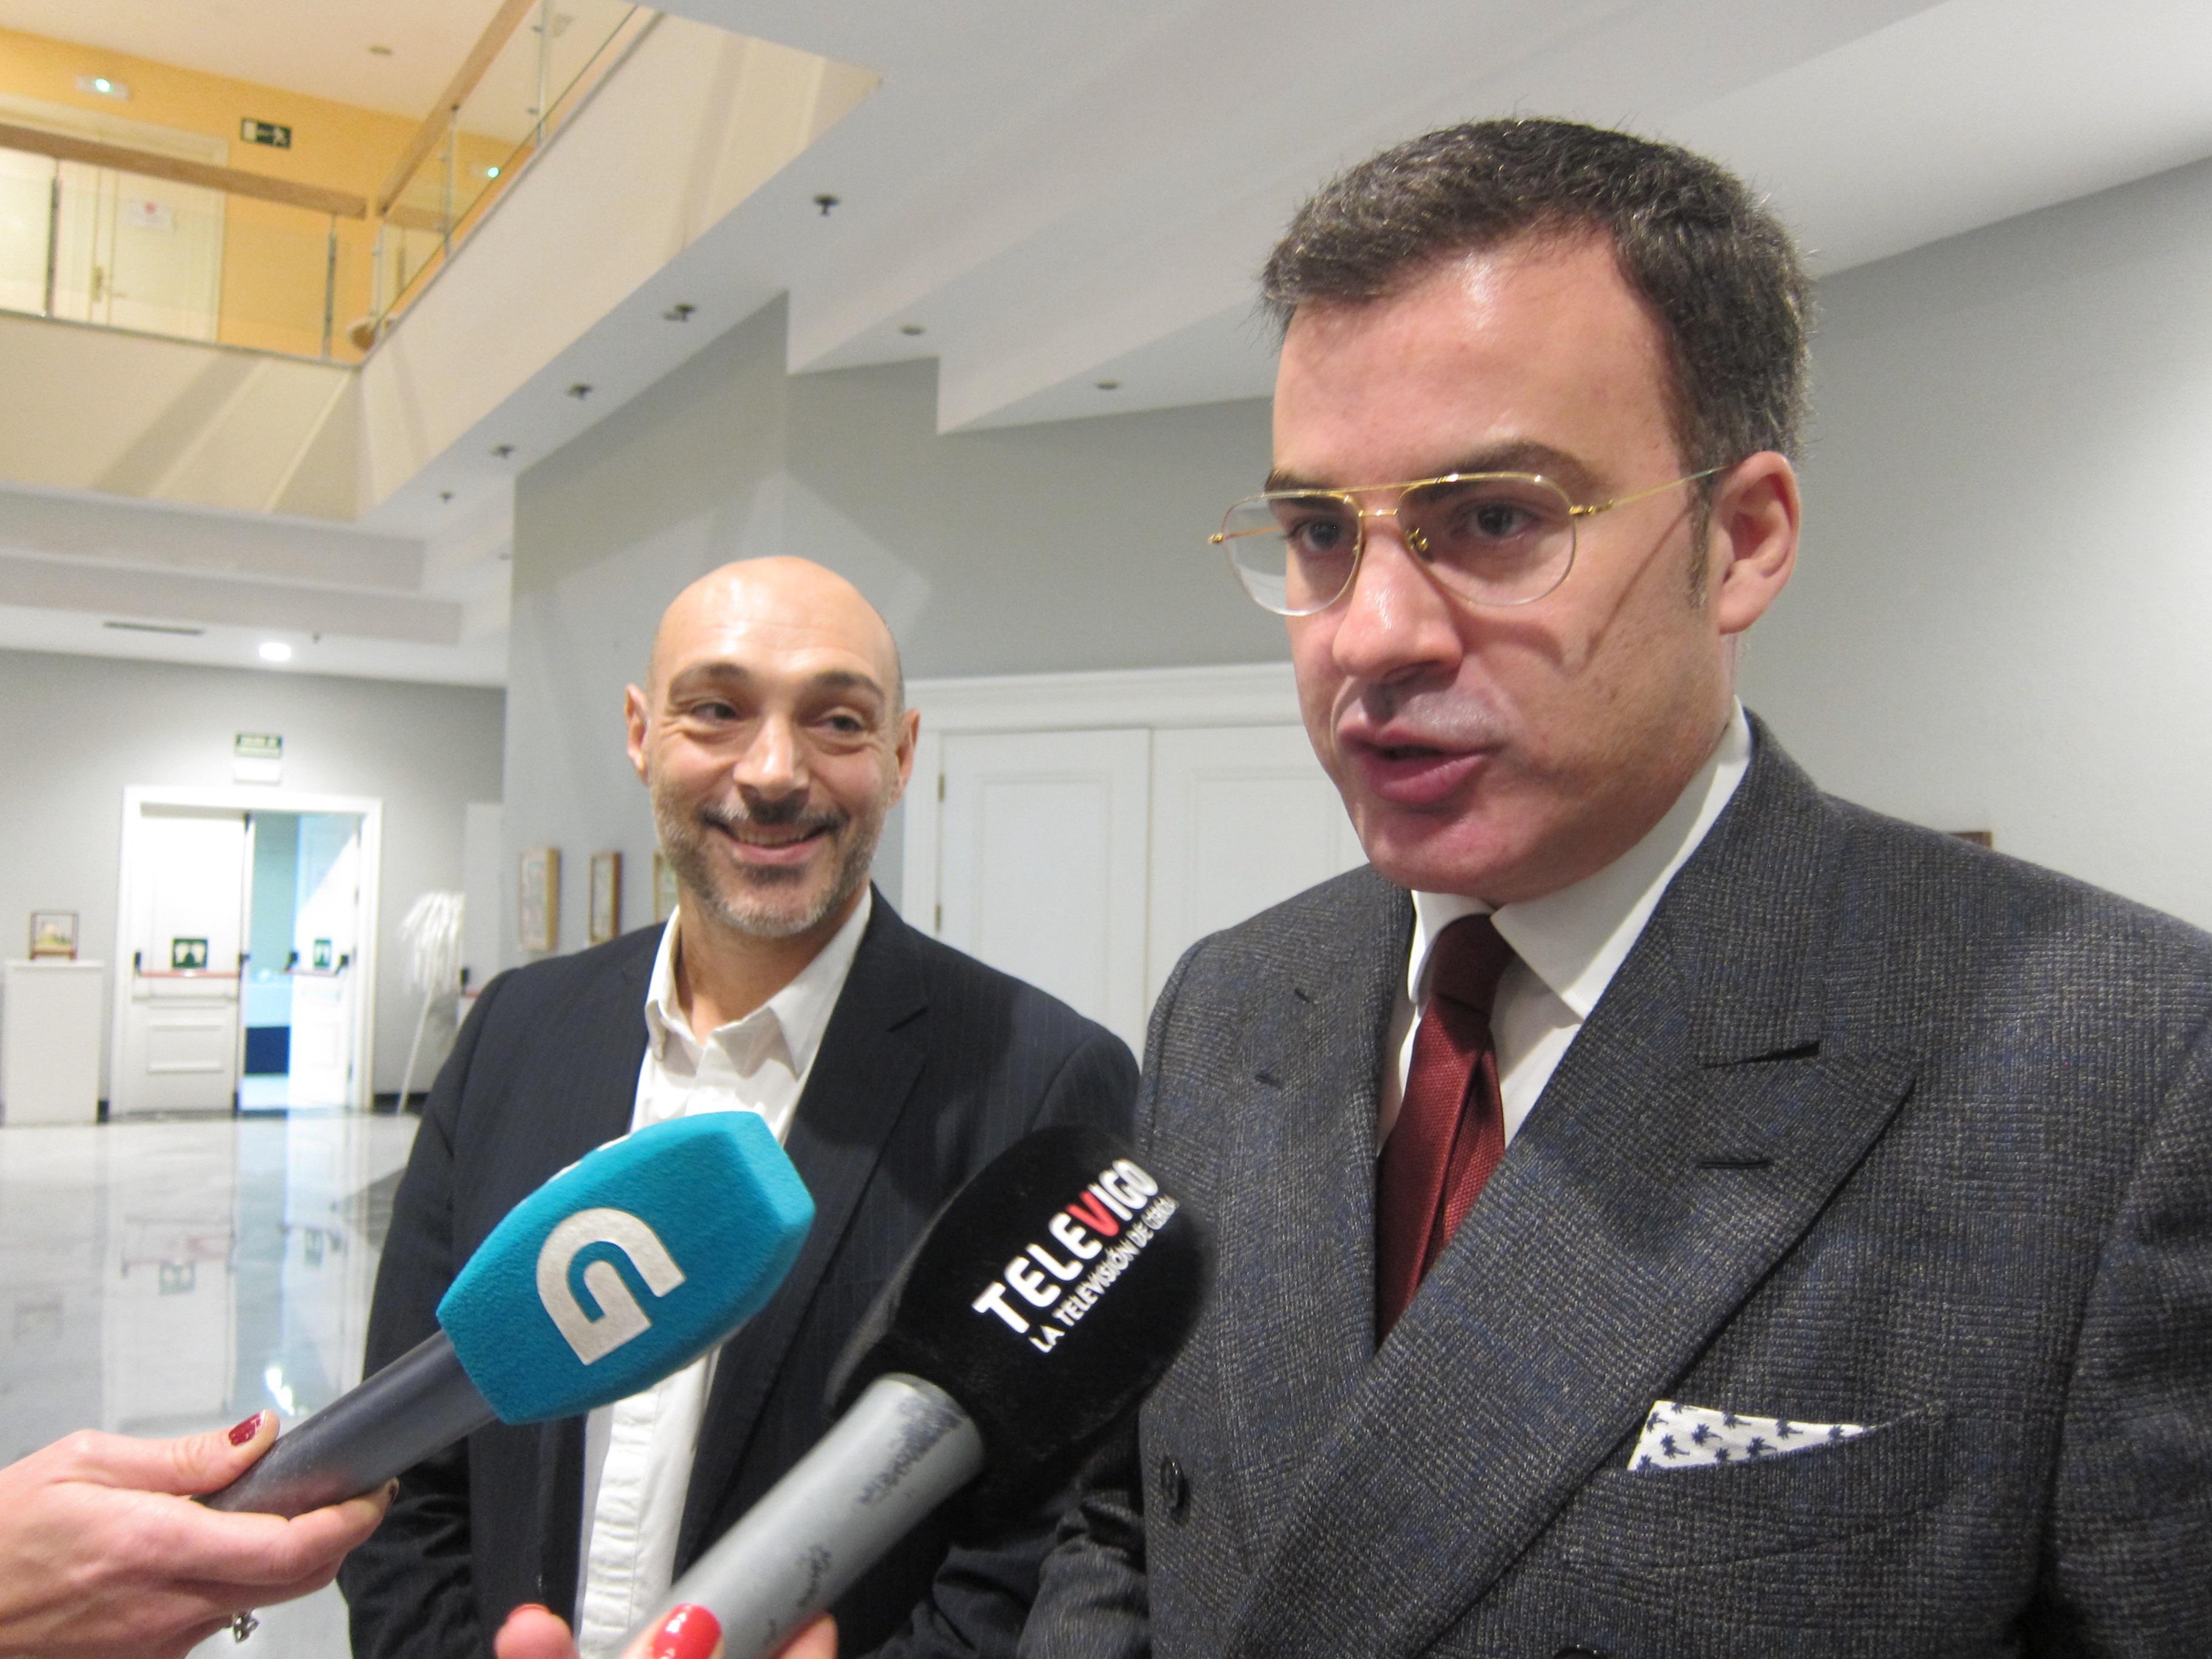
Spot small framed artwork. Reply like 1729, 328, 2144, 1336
589, 851, 623, 944
652, 851, 680, 923
29, 911, 77, 959
518, 848, 560, 953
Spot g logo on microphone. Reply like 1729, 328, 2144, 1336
537, 1207, 688, 1364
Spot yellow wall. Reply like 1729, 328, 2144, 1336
0, 27, 514, 361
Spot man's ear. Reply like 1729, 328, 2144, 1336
1708, 452, 1800, 636
624, 685, 652, 785
889, 708, 921, 801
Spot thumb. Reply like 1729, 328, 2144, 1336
138, 1410, 278, 1496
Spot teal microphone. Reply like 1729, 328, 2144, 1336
205, 1112, 813, 1517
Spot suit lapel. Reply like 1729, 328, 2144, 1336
532, 931, 658, 1621
676, 897, 928, 1561
1212, 872, 1409, 1550
1221, 729, 1917, 1659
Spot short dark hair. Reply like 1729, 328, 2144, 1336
1261, 118, 1812, 470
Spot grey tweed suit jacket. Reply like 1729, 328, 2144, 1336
1020, 720, 2212, 1658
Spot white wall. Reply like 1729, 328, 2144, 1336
504, 297, 1282, 955
507, 151, 2212, 960
1743, 151, 2212, 932
0, 649, 504, 1098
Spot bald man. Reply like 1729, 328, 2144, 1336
342, 560, 1137, 1659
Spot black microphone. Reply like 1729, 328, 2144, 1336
632, 1124, 1210, 1659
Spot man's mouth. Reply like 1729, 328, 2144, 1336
1339, 729, 1491, 809
704, 811, 840, 866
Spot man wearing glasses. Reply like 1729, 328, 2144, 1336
1022, 119, 2211, 1655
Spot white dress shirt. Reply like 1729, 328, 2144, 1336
1379, 704, 1752, 1150
572, 892, 871, 1658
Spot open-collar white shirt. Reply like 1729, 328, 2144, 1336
1380, 703, 1751, 1150
573, 891, 871, 1657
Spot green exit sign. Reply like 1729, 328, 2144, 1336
240, 118, 291, 148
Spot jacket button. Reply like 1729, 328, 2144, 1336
1156, 1454, 1189, 1521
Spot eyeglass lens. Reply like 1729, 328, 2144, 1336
1219, 475, 1577, 614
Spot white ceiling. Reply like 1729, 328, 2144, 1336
8, 0, 2212, 685
0, 0, 504, 117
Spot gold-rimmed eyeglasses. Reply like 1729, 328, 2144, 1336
1210, 466, 1727, 617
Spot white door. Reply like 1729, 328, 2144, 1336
288, 814, 364, 1109
114, 805, 249, 1115
0, 149, 53, 316
1147, 725, 1369, 1008
936, 729, 1152, 1054
51, 159, 223, 341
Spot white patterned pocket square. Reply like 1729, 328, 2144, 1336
1629, 1399, 1866, 1470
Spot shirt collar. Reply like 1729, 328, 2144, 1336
1409, 702, 1751, 1017
643, 887, 873, 1076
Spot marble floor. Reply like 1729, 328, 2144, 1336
0, 1109, 419, 1658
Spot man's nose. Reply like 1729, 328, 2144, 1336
733, 714, 806, 796
1328, 518, 1463, 682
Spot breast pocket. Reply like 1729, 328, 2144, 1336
1563, 1403, 1951, 1574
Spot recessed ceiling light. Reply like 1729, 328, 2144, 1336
663, 303, 695, 322
566, 383, 592, 399
78, 75, 129, 99
900, 323, 925, 337
1095, 379, 1121, 391
369, 44, 393, 56
813, 193, 840, 216
258, 641, 294, 663
491, 443, 514, 458
485, 165, 500, 178
439, 490, 455, 502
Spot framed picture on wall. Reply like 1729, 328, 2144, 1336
652, 851, 680, 923
518, 848, 560, 953
28, 911, 77, 959
589, 851, 623, 944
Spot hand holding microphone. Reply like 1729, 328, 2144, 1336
206, 1111, 814, 1518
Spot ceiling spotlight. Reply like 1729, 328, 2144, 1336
813, 193, 840, 216
566, 383, 592, 399
79, 75, 129, 99
258, 641, 294, 663
663, 303, 695, 322
491, 443, 514, 458
899, 323, 925, 337
1095, 379, 1121, 391
486, 165, 500, 178
439, 489, 455, 502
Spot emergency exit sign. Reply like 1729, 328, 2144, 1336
234, 731, 283, 783
240, 118, 291, 148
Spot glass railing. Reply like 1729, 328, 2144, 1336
0, 2, 652, 363
370, 0, 651, 341
0, 136, 377, 361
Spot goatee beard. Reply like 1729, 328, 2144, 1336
655, 792, 878, 941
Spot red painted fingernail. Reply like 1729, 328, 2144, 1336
227, 1412, 264, 1446
647, 1604, 722, 1659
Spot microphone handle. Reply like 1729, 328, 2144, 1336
652, 1373, 986, 1659
201, 1330, 496, 1516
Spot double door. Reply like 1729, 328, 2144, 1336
916, 722, 1365, 1055
110, 793, 377, 1116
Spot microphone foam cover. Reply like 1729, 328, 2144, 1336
440, 1113, 813, 1423
827, 1125, 1210, 1504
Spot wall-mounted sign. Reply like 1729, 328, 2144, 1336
240, 119, 292, 148
234, 731, 283, 784
312, 937, 333, 971
171, 937, 209, 970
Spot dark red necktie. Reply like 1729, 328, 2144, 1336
1375, 914, 1515, 1338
